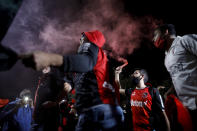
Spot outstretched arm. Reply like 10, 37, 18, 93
22, 43, 99, 72
21, 51, 63, 71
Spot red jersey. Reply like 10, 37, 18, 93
130, 87, 153, 131
126, 86, 165, 131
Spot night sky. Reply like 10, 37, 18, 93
0, 0, 196, 99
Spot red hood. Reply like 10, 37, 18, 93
84, 30, 106, 48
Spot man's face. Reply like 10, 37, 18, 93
131, 70, 144, 85
80, 34, 86, 45
22, 96, 29, 104
131, 70, 141, 78
153, 29, 166, 49
153, 29, 161, 42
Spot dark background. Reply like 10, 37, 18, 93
124, 0, 196, 79
0, 0, 196, 99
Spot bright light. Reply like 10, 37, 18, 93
24, 96, 29, 102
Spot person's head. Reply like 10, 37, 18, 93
78, 30, 106, 53
153, 24, 176, 49
131, 69, 148, 86
79, 33, 89, 45
82, 30, 106, 47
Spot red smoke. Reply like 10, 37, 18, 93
107, 51, 128, 68
3, 0, 162, 56
117, 57, 128, 69
38, 0, 162, 56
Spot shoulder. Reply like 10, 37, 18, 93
147, 86, 160, 98
182, 34, 197, 40
180, 34, 197, 45
146, 83, 156, 92
125, 88, 134, 96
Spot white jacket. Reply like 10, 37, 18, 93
165, 35, 197, 110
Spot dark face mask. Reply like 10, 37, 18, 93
131, 76, 142, 85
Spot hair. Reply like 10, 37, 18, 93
156, 24, 176, 36
139, 69, 149, 83
133, 68, 149, 83
19, 89, 31, 98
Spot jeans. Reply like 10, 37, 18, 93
75, 104, 124, 131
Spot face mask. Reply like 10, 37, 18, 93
131, 76, 142, 85
154, 37, 165, 49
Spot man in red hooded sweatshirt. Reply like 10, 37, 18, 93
23, 30, 124, 131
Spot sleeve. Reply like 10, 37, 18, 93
62, 43, 99, 73
153, 88, 165, 111
0, 100, 19, 120
181, 34, 197, 56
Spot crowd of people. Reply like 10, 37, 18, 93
0, 24, 196, 131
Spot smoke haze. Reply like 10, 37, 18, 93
0, 0, 161, 98
2, 0, 160, 56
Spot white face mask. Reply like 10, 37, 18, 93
79, 36, 85, 45
79, 34, 86, 45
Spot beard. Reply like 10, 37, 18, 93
131, 76, 142, 86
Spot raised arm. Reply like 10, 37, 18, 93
115, 66, 125, 95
